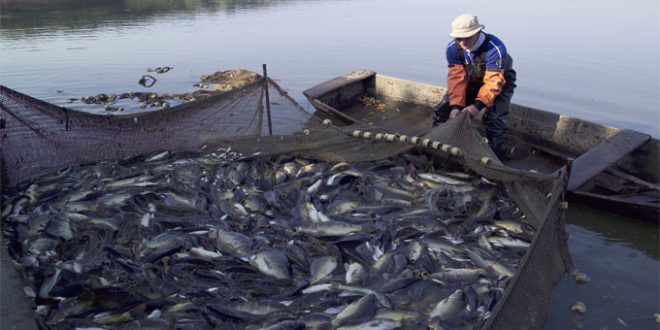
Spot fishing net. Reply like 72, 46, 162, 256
0, 70, 570, 329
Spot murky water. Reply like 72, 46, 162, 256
1, 0, 659, 328
545, 206, 658, 330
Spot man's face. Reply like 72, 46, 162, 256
455, 33, 480, 49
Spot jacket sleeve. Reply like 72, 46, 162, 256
446, 42, 466, 108
447, 65, 467, 108
475, 39, 508, 108
475, 70, 506, 108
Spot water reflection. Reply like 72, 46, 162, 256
567, 206, 659, 261
1, 0, 301, 38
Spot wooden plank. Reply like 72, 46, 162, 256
303, 70, 375, 100
528, 142, 574, 162
310, 99, 361, 125
606, 168, 660, 191
568, 190, 659, 223
567, 129, 650, 191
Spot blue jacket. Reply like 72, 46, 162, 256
446, 32, 510, 110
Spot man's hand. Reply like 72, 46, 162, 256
462, 105, 480, 117
449, 109, 461, 119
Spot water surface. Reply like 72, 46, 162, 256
1, 0, 658, 136
545, 206, 659, 330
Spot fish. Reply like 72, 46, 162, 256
45, 293, 94, 325
260, 319, 305, 330
424, 238, 464, 256
374, 309, 421, 321
249, 250, 291, 280
296, 202, 331, 223
428, 289, 464, 320
487, 236, 531, 250
310, 256, 337, 284
117, 318, 174, 330
492, 220, 535, 238
93, 311, 134, 325
145, 151, 171, 162
327, 170, 363, 186
209, 228, 253, 257
297, 163, 322, 178
431, 268, 487, 283
418, 173, 466, 185
189, 247, 223, 259
332, 294, 378, 326
295, 222, 363, 237
337, 319, 401, 330
233, 301, 286, 316
306, 179, 323, 195
45, 217, 73, 241
105, 175, 156, 189
328, 201, 360, 215
345, 262, 366, 285
466, 248, 515, 279
39, 268, 62, 298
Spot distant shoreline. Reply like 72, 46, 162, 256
1, 0, 105, 6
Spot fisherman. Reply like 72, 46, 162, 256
440, 13, 517, 158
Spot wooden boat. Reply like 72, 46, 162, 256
303, 70, 659, 223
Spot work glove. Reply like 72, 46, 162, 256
462, 104, 480, 117
449, 109, 461, 119
431, 97, 450, 126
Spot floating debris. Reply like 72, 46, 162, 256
2, 148, 533, 329
570, 301, 587, 314
359, 95, 386, 111
68, 69, 262, 111
572, 271, 590, 284
147, 66, 173, 74
138, 74, 157, 87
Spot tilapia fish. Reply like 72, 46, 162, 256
1, 146, 533, 329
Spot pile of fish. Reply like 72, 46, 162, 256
2, 147, 534, 330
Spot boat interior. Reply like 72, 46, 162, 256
303, 71, 659, 222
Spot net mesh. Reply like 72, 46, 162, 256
0, 71, 571, 329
